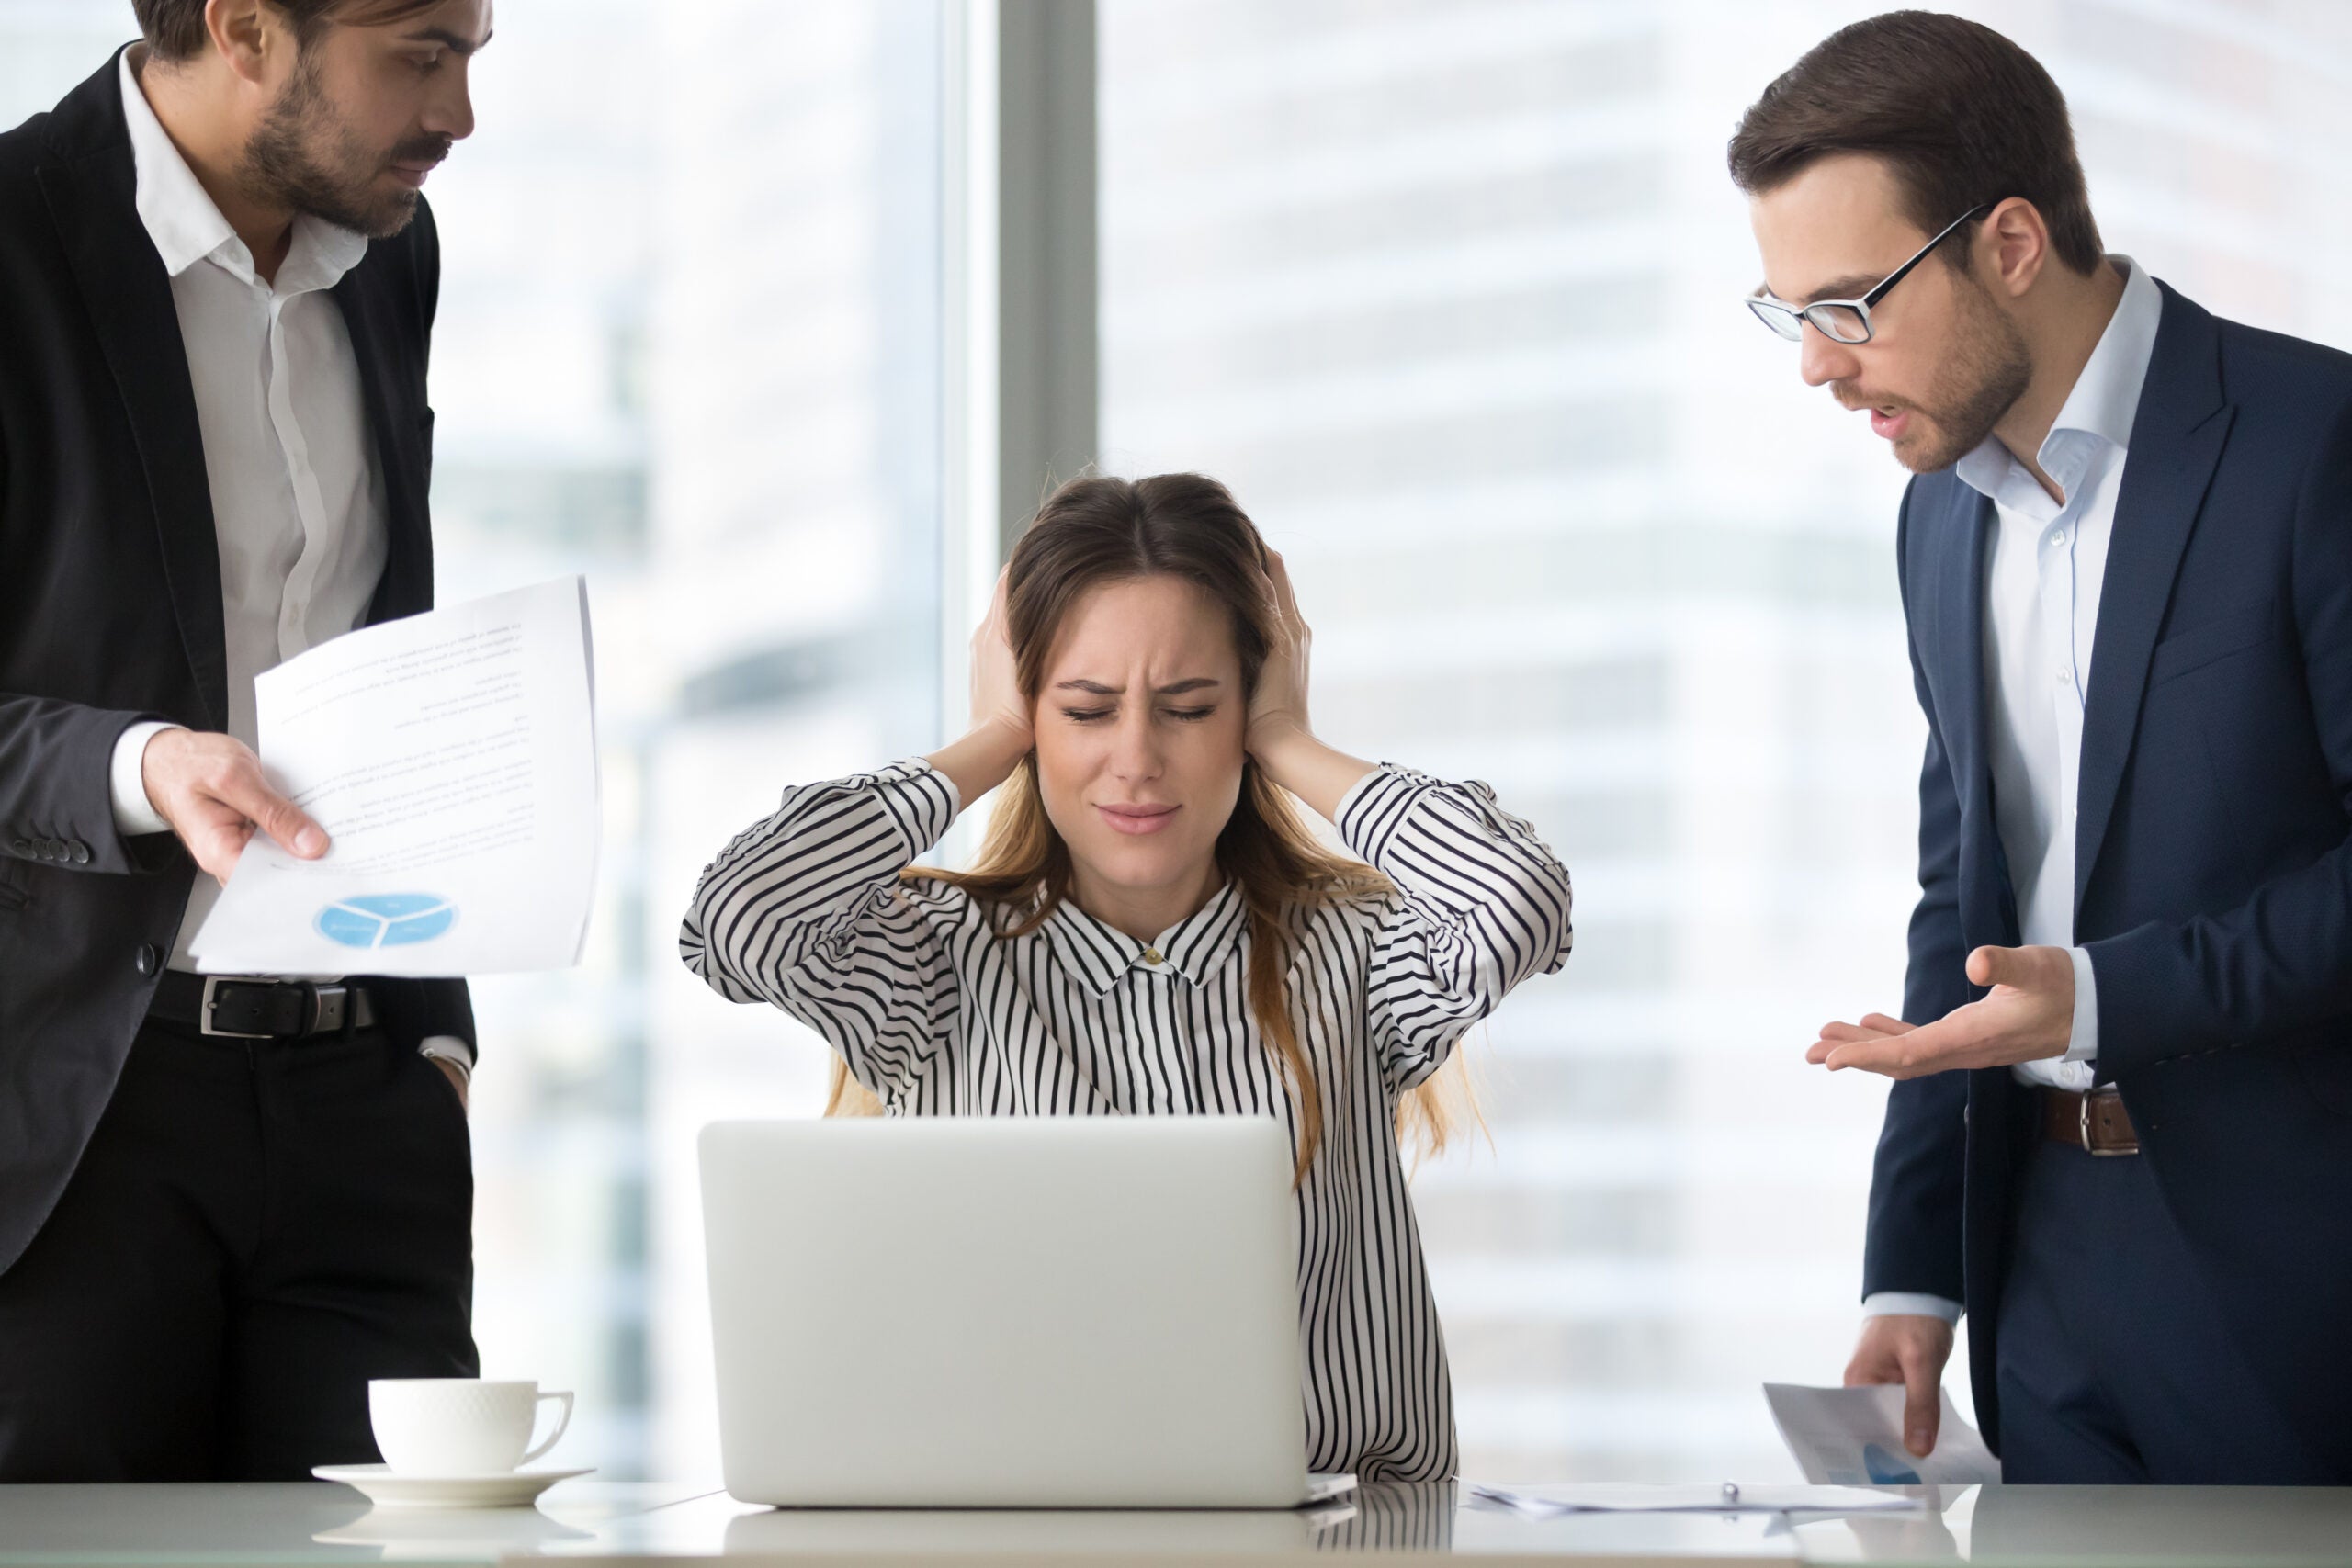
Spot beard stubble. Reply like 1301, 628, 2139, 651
1863, 275, 2035, 474
240, 48, 446, 241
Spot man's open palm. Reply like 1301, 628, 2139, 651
1808, 944, 2075, 1079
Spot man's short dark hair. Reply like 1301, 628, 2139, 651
133, 0, 445, 63
1726, 10, 2104, 276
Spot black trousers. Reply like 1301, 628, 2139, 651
1995, 1138, 2338, 1483
0, 1015, 476, 1481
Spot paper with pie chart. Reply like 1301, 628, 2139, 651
190, 576, 599, 976
1763, 1382, 2000, 1488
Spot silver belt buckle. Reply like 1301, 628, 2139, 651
199, 976, 276, 1039
2080, 1090, 2131, 1156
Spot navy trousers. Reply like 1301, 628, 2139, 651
1995, 1138, 2336, 1483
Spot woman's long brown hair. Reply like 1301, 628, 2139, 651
825, 473, 1481, 1182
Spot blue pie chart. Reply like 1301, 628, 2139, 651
316, 893, 457, 950
1862, 1442, 1923, 1485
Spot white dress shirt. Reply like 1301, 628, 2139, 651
107, 48, 389, 972
1862, 256, 2163, 1326
683, 760, 1577, 1480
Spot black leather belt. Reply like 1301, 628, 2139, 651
149, 971, 377, 1040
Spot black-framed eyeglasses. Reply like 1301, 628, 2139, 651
1746, 202, 1995, 344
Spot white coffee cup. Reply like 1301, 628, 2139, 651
368, 1378, 573, 1476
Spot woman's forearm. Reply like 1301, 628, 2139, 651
682, 761, 959, 999
925, 716, 1034, 812
1250, 724, 1376, 824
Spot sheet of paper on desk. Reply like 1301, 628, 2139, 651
190, 576, 599, 976
1467, 1483, 1921, 1518
1764, 1382, 2001, 1487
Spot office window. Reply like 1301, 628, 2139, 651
438, 1, 945, 1481
629, 0, 946, 1477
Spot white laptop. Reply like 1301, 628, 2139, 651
698, 1115, 1355, 1508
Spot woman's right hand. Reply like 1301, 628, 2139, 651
926, 570, 1034, 807
969, 568, 1031, 747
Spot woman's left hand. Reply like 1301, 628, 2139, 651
1247, 549, 1314, 758
1245, 550, 1374, 821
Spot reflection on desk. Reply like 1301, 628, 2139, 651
314, 1499, 594, 1554
1796, 1483, 2352, 1565
1, 1479, 2350, 1563
721, 1480, 1455, 1558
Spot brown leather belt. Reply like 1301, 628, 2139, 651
2042, 1085, 2140, 1156
149, 971, 378, 1040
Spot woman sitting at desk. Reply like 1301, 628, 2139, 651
680, 473, 1574, 1482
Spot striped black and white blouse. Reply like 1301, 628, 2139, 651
681, 760, 1574, 1482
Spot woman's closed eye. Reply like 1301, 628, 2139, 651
1057, 704, 1218, 723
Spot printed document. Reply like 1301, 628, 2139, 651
1764, 1382, 2001, 1487
190, 577, 599, 976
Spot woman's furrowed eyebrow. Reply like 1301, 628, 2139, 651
1052, 677, 1223, 695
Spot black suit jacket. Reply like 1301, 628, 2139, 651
0, 53, 473, 1277
1869, 281, 2352, 1473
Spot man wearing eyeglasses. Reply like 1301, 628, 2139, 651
1731, 13, 2352, 1484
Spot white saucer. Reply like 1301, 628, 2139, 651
311, 1461, 594, 1509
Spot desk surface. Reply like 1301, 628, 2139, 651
1, 1480, 2348, 1565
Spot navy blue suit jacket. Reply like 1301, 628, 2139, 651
1871, 281, 2352, 1472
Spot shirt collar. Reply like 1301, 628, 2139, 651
1952, 254, 2164, 504
119, 47, 368, 291
1037, 882, 1250, 998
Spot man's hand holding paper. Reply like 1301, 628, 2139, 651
1764, 1382, 2000, 1488
189, 576, 600, 977
1845, 1314, 1957, 1459
138, 728, 330, 885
